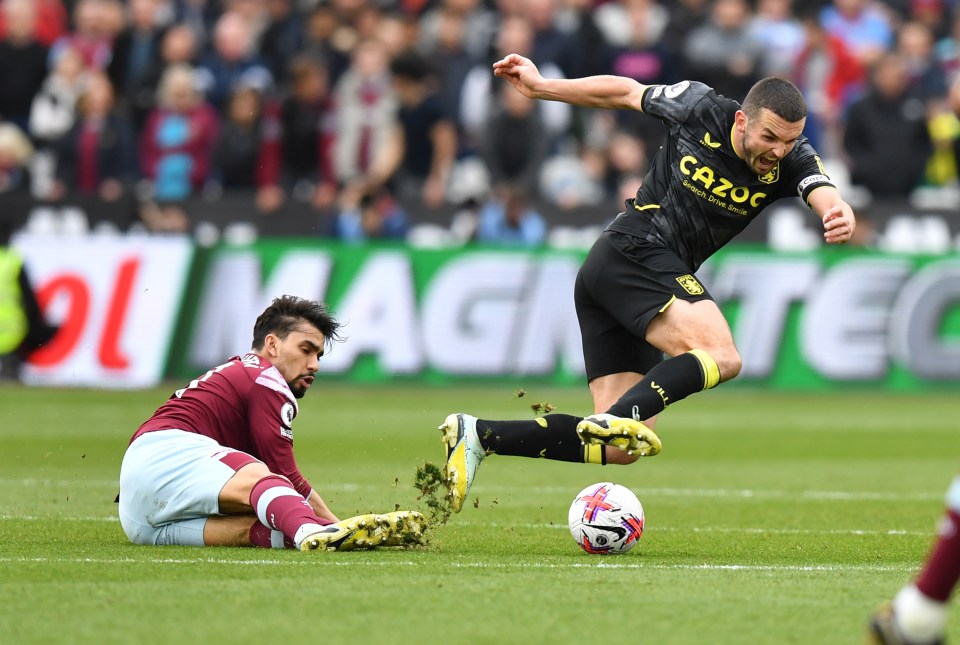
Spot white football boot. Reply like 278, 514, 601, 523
439, 413, 485, 512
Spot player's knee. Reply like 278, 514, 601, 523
691, 346, 741, 384
221, 462, 274, 508
703, 346, 741, 383
125, 530, 153, 545
721, 349, 742, 381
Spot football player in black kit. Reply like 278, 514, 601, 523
438, 54, 857, 514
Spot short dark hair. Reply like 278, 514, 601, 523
251, 295, 342, 350
742, 77, 807, 122
389, 49, 433, 82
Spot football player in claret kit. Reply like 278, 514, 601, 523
865, 74, 960, 645
118, 295, 424, 551
438, 54, 857, 512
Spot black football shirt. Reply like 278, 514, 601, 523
607, 80, 834, 271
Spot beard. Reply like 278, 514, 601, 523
289, 381, 308, 399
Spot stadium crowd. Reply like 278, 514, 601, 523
0, 0, 958, 245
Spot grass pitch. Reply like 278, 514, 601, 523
1, 382, 958, 644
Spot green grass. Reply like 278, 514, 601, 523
1, 383, 958, 644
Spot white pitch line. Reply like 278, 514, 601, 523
0, 515, 931, 537
0, 480, 942, 502
0, 514, 121, 522
482, 523, 930, 536
486, 523, 931, 536
0, 555, 915, 573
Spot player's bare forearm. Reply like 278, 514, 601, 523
493, 53, 646, 111
808, 186, 856, 244
537, 75, 647, 111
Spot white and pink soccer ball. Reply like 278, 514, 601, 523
568, 482, 645, 555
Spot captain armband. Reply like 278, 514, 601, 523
797, 174, 834, 204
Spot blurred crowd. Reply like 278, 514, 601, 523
0, 0, 959, 246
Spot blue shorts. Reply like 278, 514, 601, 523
118, 430, 258, 546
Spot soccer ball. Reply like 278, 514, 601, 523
568, 482, 645, 555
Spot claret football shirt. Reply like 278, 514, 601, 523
133, 353, 312, 497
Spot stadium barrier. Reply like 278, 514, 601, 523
4, 192, 960, 250
13, 234, 960, 390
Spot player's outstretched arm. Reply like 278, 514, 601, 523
807, 186, 856, 244
493, 53, 647, 111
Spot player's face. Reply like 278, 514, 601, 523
735, 108, 805, 176
264, 324, 325, 399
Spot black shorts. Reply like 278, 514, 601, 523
574, 229, 714, 381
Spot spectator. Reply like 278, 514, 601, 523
0, 0, 66, 48
29, 44, 88, 195
934, 11, 960, 80
52, 72, 137, 202
607, 0, 678, 87
820, 0, 894, 68
747, 0, 806, 77
897, 20, 949, 102
49, 0, 116, 72
300, 5, 350, 89
475, 183, 547, 247
662, 0, 710, 62
169, 0, 217, 50
107, 0, 169, 119
128, 24, 200, 130
479, 81, 550, 198
210, 84, 285, 213
0, 221, 57, 381
553, 0, 614, 79
522, 0, 578, 79
418, 0, 496, 62
0, 0, 50, 133
595, 0, 668, 51
604, 0, 678, 158
0, 122, 33, 195
366, 10, 418, 60
196, 11, 273, 111
258, 0, 305, 85
419, 8, 477, 128
792, 3, 865, 157
140, 64, 220, 203
952, 73, 960, 178
389, 50, 457, 208
277, 55, 337, 209
599, 129, 648, 201
908, 0, 952, 41
29, 45, 88, 149
329, 38, 402, 203
460, 15, 570, 150
843, 52, 933, 198
682, 0, 764, 100
328, 0, 368, 36
332, 187, 409, 243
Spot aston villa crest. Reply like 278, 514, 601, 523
676, 274, 704, 295
758, 163, 780, 184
